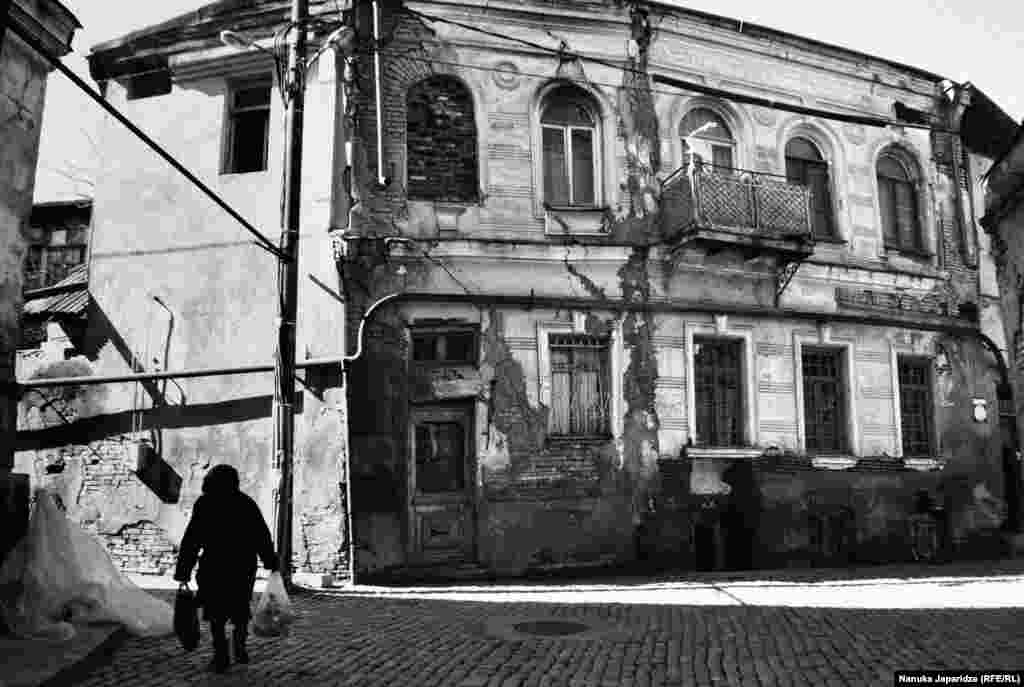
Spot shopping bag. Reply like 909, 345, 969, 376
251, 572, 294, 638
174, 584, 200, 651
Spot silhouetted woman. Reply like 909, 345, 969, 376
174, 464, 278, 673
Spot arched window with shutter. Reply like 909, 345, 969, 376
406, 76, 478, 202
680, 108, 735, 172
877, 153, 922, 252
540, 84, 601, 207
785, 137, 834, 239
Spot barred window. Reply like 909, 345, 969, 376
899, 357, 934, 457
693, 337, 744, 446
802, 347, 847, 453
549, 333, 611, 437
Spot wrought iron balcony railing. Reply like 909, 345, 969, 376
663, 159, 815, 243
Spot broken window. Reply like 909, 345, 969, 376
898, 356, 934, 457
693, 337, 744, 447
877, 154, 922, 252
785, 137, 834, 239
224, 79, 271, 174
680, 108, 735, 173
406, 76, 478, 202
541, 85, 600, 207
549, 333, 611, 437
801, 347, 847, 453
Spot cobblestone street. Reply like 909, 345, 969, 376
70, 568, 1024, 687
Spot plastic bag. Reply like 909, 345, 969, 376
0, 489, 175, 641
251, 572, 293, 637
174, 584, 200, 651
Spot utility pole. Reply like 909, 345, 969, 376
273, 0, 308, 589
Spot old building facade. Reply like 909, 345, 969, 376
1, 0, 80, 565
17, 0, 1019, 580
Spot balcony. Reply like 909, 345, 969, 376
663, 159, 816, 260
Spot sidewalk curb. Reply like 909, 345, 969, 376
37, 627, 128, 687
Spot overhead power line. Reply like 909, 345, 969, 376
7, 20, 288, 261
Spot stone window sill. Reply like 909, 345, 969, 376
810, 455, 859, 470
903, 457, 945, 472
544, 206, 610, 237
683, 446, 763, 460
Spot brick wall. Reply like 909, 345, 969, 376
406, 76, 478, 201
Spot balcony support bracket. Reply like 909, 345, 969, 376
775, 257, 806, 307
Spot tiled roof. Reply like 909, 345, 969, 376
23, 264, 89, 317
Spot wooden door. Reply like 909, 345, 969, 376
408, 405, 476, 564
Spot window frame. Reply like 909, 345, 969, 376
876, 153, 925, 254
222, 77, 272, 175
896, 355, 936, 458
409, 326, 480, 367
538, 85, 603, 209
692, 336, 745, 447
794, 329, 859, 457
800, 346, 849, 454
684, 318, 757, 451
547, 332, 612, 438
785, 137, 836, 240
537, 316, 623, 441
680, 107, 736, 173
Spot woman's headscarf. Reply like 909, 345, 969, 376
202, 464, 241, 498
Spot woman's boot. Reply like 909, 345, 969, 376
232, 624, 249, 664
208, 621, 230, 673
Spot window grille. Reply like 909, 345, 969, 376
224, 80, 271, 174
549, 333, 611, 437
898, 356, 934, 457
802, 347, 846, 453
693, 337, 743, 446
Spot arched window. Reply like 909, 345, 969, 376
406, 76, 478, 202
541, 84, 600, 207
680, 108, 734, 172
785, 137, 834, 239
877, 154, 922, 251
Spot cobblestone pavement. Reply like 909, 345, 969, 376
71, 570, 1024, 687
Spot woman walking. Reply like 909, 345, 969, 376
174, 464, 279, 673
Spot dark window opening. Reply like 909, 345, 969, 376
549, 333, 610, 437
406, 76, 479, 202
878, 155, 922, 252
694, 337, 744, 447
411, 329, 478, 365
785, 137, 834, 239
541, 85, 600, 207
899, 356, 934, 457
802, 347, 847, 453
414, 421, 466, 493
224, 81, 271, 174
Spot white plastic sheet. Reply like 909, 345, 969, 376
0, 488, 174, 640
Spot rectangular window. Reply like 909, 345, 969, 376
224, 80, 271, 174
411, 328, 478, 365
542, 125, 597, 207
802, 347, 847, 453
693, 337, 744, 446
898, 356, 934, 457
549, 333, 610, 437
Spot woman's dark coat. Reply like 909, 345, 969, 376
174, 466, 278, 624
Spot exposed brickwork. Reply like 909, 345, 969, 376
406, 76, 478, 202
95, 520, 178, 576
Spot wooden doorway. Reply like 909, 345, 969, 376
408, 404, 476, 565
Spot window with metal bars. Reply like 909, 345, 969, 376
693, 337, 744, 446
549, 333, 611, 437
801, 347, 847, 453
898, 356, 934, 457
